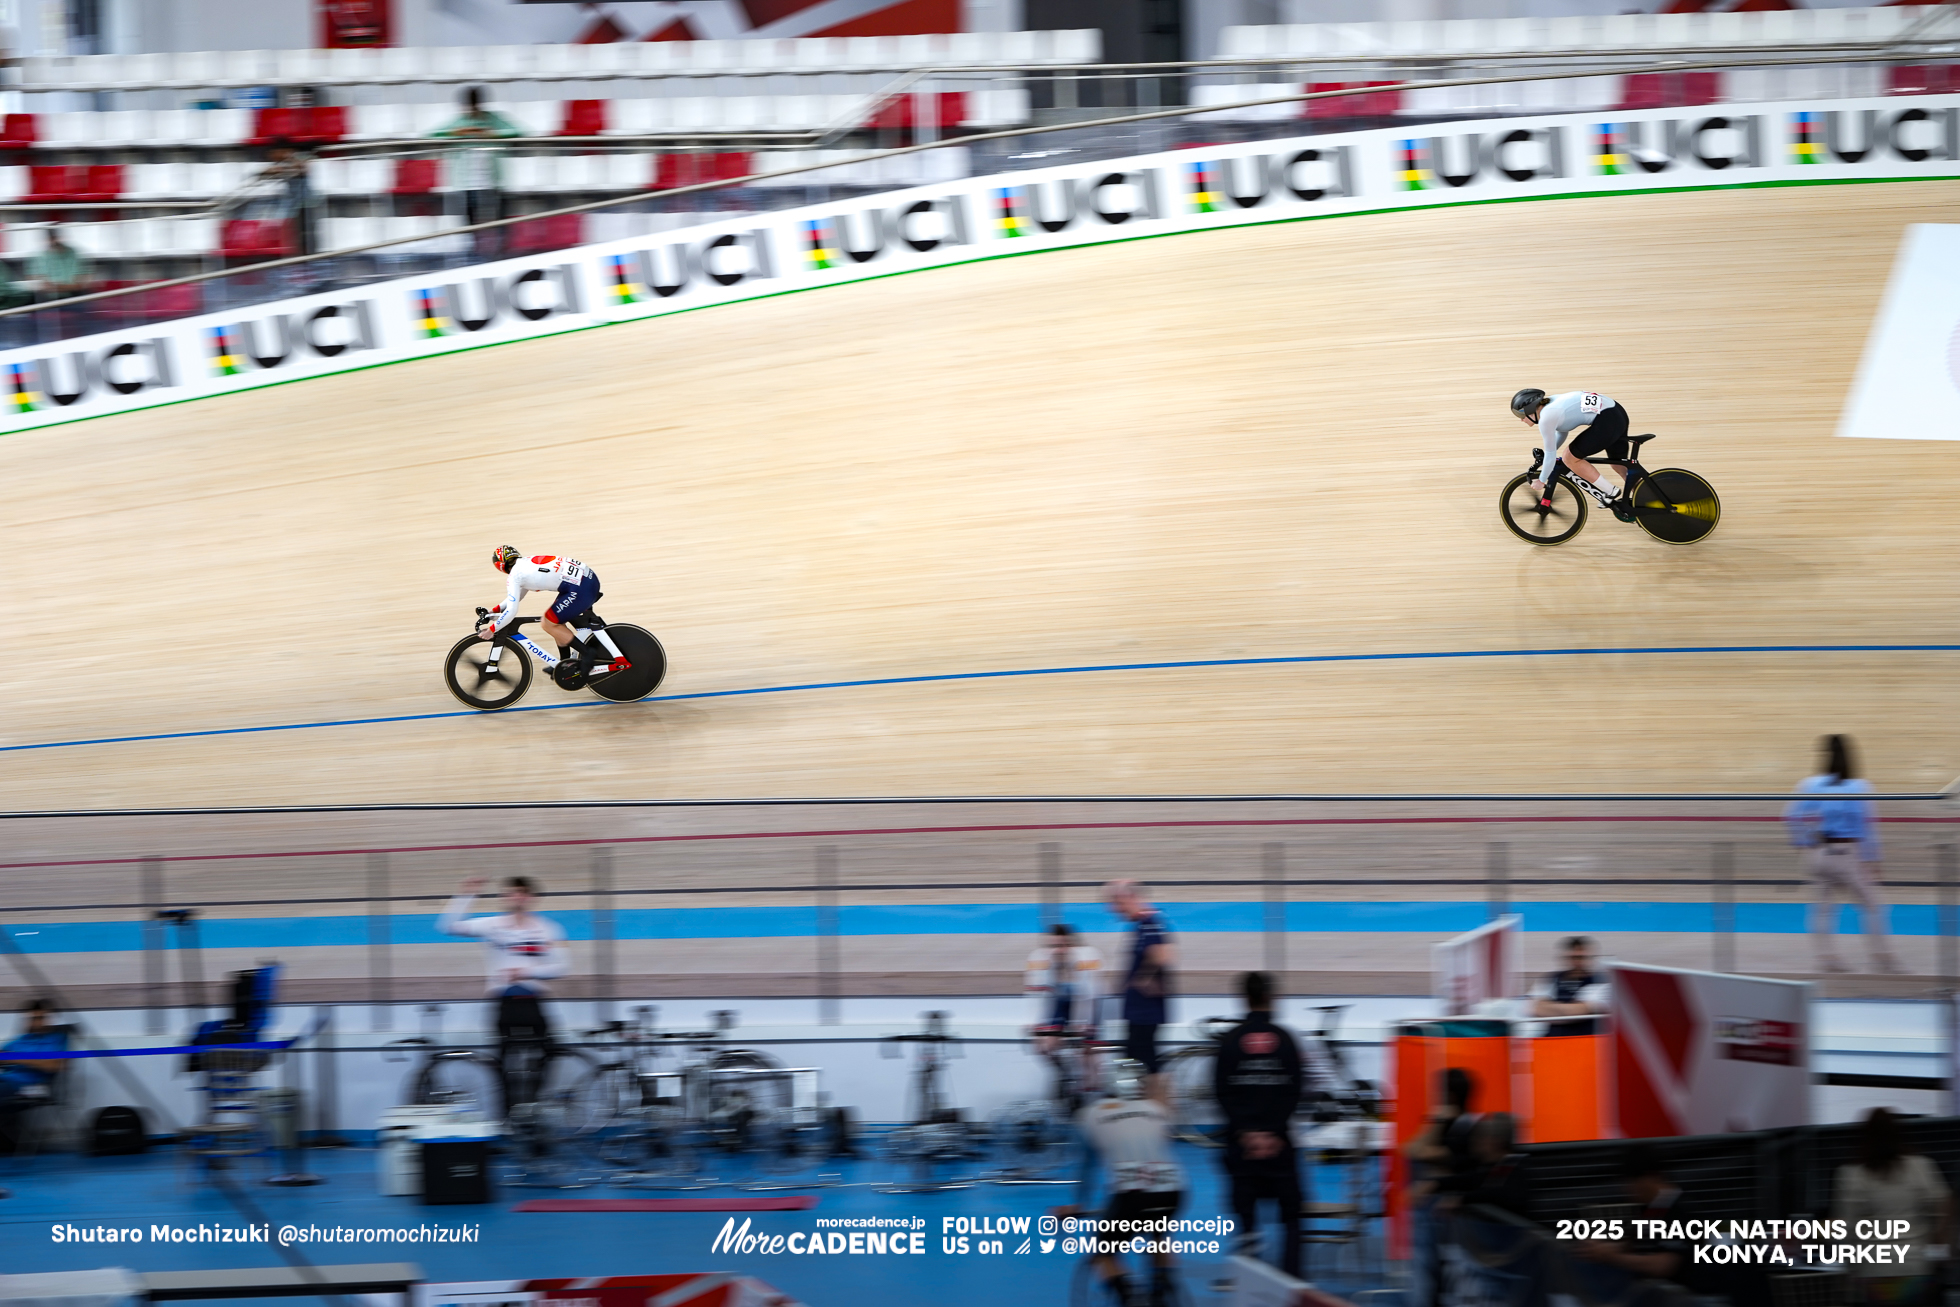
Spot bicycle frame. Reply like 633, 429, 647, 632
485, 615, 627, 674
1537, 443, 1690, 513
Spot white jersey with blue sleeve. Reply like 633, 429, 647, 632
1536, 391, 1615, 471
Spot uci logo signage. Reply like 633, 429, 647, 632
412, 265, 583, 338
1403, 116, 1770, 188
6, 336, 175, 414
601, 230, 776, 306
209, 298, 378, 376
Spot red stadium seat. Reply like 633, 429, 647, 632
560, 99, 607, 137
249, 106, 304, 146
390, 157, 441, 194
299, 106, 349, 145
1305, 81, 1402, 120
654, 154, 702, 188
95, 280, 202, 323
76, 163, 123, 202
1888, 65, 1959, 95
710, 152, 751, 182
25, 163, 79, 202
1617, 71, 1722, 111
220, 218, 294, 259
0, 113, 36, 149
506, 213, 583, 253
868, 93, 965, 135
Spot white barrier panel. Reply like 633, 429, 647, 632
1611, 961, 1810, 1137
1, 93, 1956, 436
1839, 223, 1960, 441
1432, 914, 1520, 1016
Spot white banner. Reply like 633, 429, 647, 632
1611, 961, 1810, 1138
1433, 914, 1522, 1015
2, 93, 1956, 435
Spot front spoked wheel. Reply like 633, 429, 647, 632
1629, 468, 1721, 544
1500, 472, 1588, 545
588, 625, 667, 703
444, 633, 533, 711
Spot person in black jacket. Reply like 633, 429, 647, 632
1212, 970, 1305, 1278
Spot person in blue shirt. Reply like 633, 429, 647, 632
0, 998, 69, 1153
1784, 734, 1904, 975
1106, 879, 1176, 1103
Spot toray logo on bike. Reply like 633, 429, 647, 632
7, 337, 174, 414
414, 265, 582, 338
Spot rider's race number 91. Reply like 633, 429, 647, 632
1554, 1219, 1624, 1241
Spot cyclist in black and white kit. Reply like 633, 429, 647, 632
1511, 388, 1636, 522
1057, 1058, 1187, 1307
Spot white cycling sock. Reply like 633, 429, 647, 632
1593, 477, 1619, 498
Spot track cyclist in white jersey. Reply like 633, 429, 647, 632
482, 545, 602, 672
1512, 388, 1637, 523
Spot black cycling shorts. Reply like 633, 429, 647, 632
1106, 1188, 1184, 1225
1564, 403, 1630, 463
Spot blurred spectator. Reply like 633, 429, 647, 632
1529, 935, 1609, 1035
438, 874, 568, 1118
1441, 1112, 1532, 1220
25, 227, 94, 340
26, 226, 91, 298
1105, 879, 1175, 1102
1405, 1067, 1479, 1307
0, 998, 69, 1154
1833, 1107, 1952, 1307
1027, 928, 1105, 1105
431, 85, 522, 259
1213, 970, 1304, 1278
1577, 1144, 1771, 1307
1582, 1145, 1699, 1285
257, 141, 318, 257
1026, 923, 1101, 1063
1785, 734, 1904, 974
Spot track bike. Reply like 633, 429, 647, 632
442, 608, 667, 712
990, 1025, 1107, 1183
575, 1008, 814, 1184
1166, 1006, 1382, 1146
1499, 434, 1720, 546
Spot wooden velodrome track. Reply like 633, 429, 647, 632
4, 179, 1960, 1004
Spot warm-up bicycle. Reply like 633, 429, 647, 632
443, 608, 666, 711
1499, 434, 1720, 546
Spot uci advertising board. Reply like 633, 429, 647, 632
0, 93, 1955, 434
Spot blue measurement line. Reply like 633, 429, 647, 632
2, 642, 1954, 755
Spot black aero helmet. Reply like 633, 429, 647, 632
1510, 388, 1549, 421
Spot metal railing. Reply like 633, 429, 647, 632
2, 794, 1956, 1022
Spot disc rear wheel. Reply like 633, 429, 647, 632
588, 624, 667, 703
1629, 468, 1720, 544
444, 633, 532, 711
1500, 472, 1587, 545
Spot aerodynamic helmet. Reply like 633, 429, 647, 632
1510, 388, 1549, 422
492, 545, 521, 574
